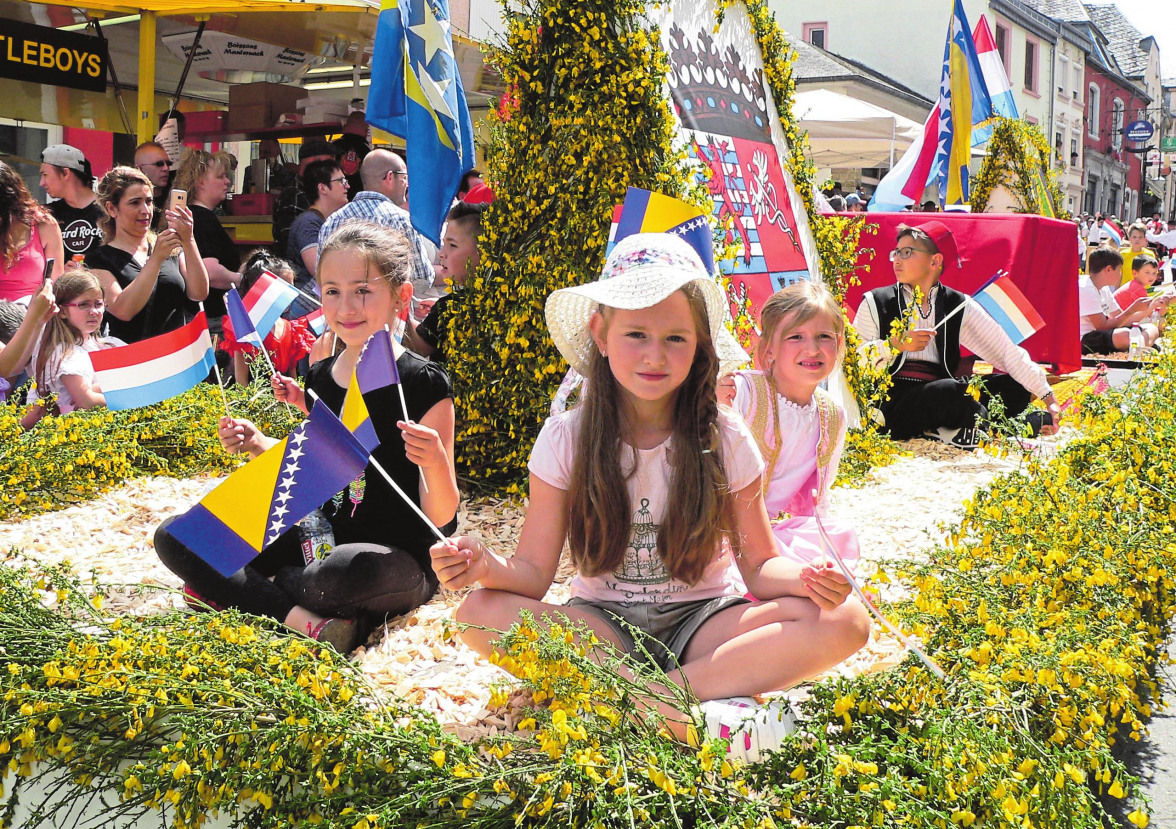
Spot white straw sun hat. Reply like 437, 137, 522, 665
545, 232, 750, 377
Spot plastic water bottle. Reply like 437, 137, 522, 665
297, 510, 335, 564
1129, 324, 1143, 360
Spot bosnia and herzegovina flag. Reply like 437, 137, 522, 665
869, 0, 994, 211
340, 329, 400, 454
168, 401, 370, 576
90, 313, 215, 411
367, 0, 476, 245
609, 187, 715, 274
935, 0, 994, 207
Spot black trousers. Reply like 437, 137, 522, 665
880, 373, 1032, 440
155, 515, 438, 628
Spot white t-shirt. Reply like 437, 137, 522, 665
29, 336, 123, 412
1077, 275, 1120, 336
528, 406, 764, 604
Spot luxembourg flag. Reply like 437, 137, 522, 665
90, 313, 215, 410
1103, 218, 1125, 248
303, 308, 327, 337
242, 271, 300, 341
225, 287, 263, 349
972, 271, 1046, 345
971, 15, 1018, 145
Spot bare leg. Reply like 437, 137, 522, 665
457, 589, 870, 739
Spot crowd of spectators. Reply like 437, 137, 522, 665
0, 136, 488, 420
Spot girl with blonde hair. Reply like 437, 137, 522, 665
730, 280, 861, 572
19, 269, 124, 427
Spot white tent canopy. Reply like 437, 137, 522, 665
793, 89, 924, 169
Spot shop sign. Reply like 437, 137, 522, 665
1125, 120, 1154, 143
1162, 136, 1176, 152
0, 18, 108, 93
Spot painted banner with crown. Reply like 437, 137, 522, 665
650, 1, 822, 339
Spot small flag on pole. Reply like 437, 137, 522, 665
341, 329, 400, 453
303, 308, 327, 337
242, 271, 300, 341
226, 287, 264, 349
971, 271, 1046, 345
167, 400, 371, 576
1103, 218, 1125, 248
1031, 162, 1056, 218
90, 313, 216, 410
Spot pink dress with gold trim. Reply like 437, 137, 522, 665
732, 371, 860, 572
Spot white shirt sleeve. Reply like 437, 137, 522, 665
851, 294, 893, 370
959, 301, 1052, 399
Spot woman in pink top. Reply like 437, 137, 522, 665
0, 161, 64, 301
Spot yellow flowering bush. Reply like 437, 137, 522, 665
969, 118, 1070, 219
0, 376, 301, 521
9, 346, 1175, 826
1, 331, 1173, 827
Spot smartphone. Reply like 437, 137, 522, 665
168, 189, 187, 211
42, 257, 54, 282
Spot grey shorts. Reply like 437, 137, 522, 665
565, 594, 750, 672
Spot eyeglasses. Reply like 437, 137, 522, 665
140, 160, 171, 169
889, 247, 933, 262
389, 171, 408, 179
62, 301, 106, 312
330, 176, 350, 187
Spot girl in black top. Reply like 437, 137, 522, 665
155, 220, 459, 653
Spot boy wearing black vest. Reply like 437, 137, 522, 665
853, 221, 1061, 449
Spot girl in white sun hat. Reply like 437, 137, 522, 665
430, 232, 868, 762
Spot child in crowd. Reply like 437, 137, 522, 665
155, 221, 460, 653
430, 233, 868, 763
405, 198, 488, 362
22, 270, 124, 425
1113, 252, 1166, 311
1120, 221, 1153, 285
728, 281, 860, 573
1079, 248, 1163, 354
219, 249, 316, 385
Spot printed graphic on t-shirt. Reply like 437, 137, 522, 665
618, 498, 667, 585
59, 218, 101, 256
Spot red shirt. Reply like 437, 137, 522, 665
1112, 279, 1147, 311
219, 314, 315, 376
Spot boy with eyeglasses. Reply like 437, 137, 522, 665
852, 221, 1060, 449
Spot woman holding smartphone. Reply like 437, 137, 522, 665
85, 167, 209, 344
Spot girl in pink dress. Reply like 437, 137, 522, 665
731, 281, 860, 573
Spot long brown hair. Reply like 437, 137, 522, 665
95, 166, 154, 242
35, 270, 102, 392
566, 283, 736, 585
0, 161, 52, 266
